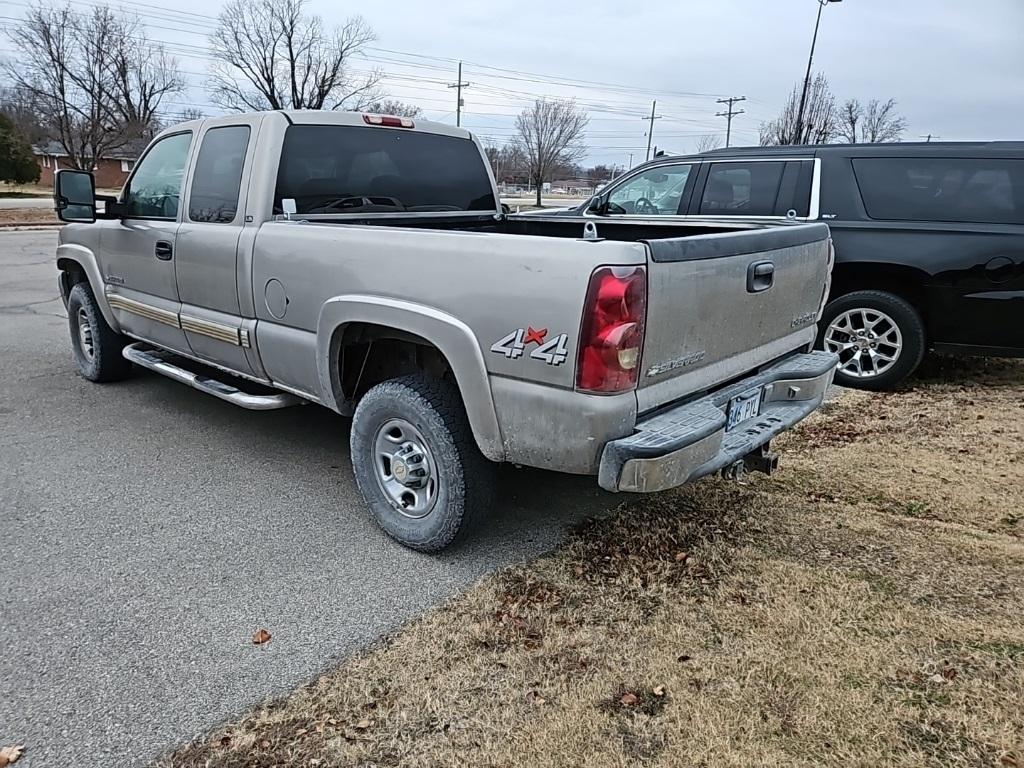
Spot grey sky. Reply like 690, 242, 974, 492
7, 0, 1020, 166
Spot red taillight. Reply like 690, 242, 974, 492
362, 114, 415, 129
576, 266, 647, 393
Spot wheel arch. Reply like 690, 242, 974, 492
56, 244, 120, 330
316, 296, 504, 462
827, 262, 931, 329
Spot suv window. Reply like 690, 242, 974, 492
274, 125, 497, 214
699, 161, 786, 216
123, 132, 192, 219
606, 164, 692, 215
188, 126, 250, 223
852, 157, 1024, 224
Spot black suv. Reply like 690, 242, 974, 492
563, 142, 1024, 389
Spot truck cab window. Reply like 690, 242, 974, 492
123, 132, 192, 219
699, 162, 785, 216
274, 125, 498, 214
188, 126, 250, 224
606, 165, 692, 215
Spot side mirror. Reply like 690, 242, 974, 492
54, 169, 97, 223
500, 202, 511, 214
586, 195, 605, 214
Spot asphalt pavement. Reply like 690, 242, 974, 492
0, 198, 52, 209
0, 230, 620, 767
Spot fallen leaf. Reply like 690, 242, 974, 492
0, 745, 24, 766
354, 719, 371, 730
295, 728, 308, 737
999, 753, 1020, 768
674, 551, 688, 562
941, 667, 958, 681
620, 692, 638, 706
252, 628, 272, 645
653, 685, 666, 697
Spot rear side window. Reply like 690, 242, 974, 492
852, 157, 1024, 224
275, 125, 497, 214
699, 161, 786, 216
188, 126, 250, 223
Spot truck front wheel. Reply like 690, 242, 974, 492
67, 282, 132, 383
349, 374, 496, 552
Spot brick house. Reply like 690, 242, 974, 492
33, 141, 142, 191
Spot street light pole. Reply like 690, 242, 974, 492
794, 0, 840, 145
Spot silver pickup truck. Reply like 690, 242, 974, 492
53, 110, 838, 551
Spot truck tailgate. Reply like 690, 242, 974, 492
638, 223, 832, 413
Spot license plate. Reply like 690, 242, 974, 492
726, 387, 763, 431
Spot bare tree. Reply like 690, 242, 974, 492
4, 4, 182, 169
694, 133, 723, 153
512, 98, 588, 207
209, 0, 381, 112
838, 98, 906, 143
759, 72, 836, 146
861, 98, 907, 143
363, 99, 421, 118
0, 86, 47, 144
837, 99, 862, 143
485, 144, 526, 184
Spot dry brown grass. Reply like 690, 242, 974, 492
0, 207, 57, 225
157, 357, 1024, 768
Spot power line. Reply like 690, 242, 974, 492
715, 96, 746, 148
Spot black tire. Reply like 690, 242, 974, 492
816, 289, 926, 391
67, 281, 132, 382
350, 374, 496, 552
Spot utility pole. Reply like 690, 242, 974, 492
628, 152, 634, 169
715, 96, 746, 147
795, 0, 841, 144
920, 134, 940, 143
448, 61, 470, 127
644, 100, 663, 162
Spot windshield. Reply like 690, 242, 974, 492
274, 125, 497, 214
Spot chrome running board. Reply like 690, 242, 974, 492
122, 343, 302, 411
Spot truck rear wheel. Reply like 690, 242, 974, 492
67, 282, 132, 383
349, 374, 496, 552
817, 289, 926, 391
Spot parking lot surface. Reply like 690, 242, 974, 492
0, 230, 618, 767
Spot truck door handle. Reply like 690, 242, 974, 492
747, 261, 774, 293
155, 241, 173, 261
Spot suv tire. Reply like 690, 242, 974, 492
67, 282, 133, 383
350, 374, 496, 552
817, 289, 926, 391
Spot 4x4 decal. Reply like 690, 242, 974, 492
491, 326, 569, 366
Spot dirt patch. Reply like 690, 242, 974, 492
157, 357, 1024, 768
0, 207, 57, 226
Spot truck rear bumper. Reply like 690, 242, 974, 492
598, 350, 839, 493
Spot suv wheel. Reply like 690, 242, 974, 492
67, 282, 132, 382
817, 290, 926, 391
349, 374, 496, 552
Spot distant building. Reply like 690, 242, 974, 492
32, 141, 144, 190
550, 178, 597, 196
